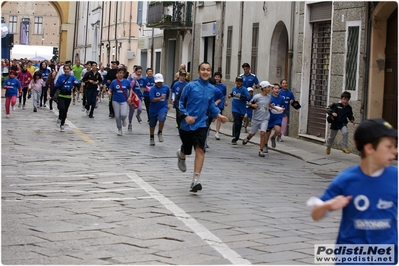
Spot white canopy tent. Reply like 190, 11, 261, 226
10, 45, 53, 60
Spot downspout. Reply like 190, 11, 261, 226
287, 2, 295, 82
72, 1, 79, 61
99, 1, 104, 63
218, 1, 225, 73
237, 1, 244, 75
107, 1, 111, 63
361, 2, 371, 121
115, 1, 119, 59
84, 2, 89, 63
191, 2, 197, 76
129, 1, 132, 47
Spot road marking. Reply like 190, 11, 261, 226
126, 173, 251, 265
5, 197, 147, 202
51, 109, 94, 143
5, 188, 141, 193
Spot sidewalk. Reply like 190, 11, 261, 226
166, 108, 397, 169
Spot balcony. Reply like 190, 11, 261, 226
147, 1, 193, 30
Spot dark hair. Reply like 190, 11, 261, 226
214, 71, 222, 78
280, 79, 288, 85
242, 63, 250, 68
146, 67, 153, 72
273, 83, 280, 87
117, 67, 127, 74
33, 71, 43, 82
209, 77, 216, 85
358, 138, 382, 158
135, 66, 143, 72
63, 65, 71, 71
341, 91, 351, 100
198, 61, 211, 71
91, 61, 98, 66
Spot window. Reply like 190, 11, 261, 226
251, 23, 259, 75
309, 21, 331, 109
225, 26, 232, 79
20, 18, 30, 45
1, 17, 5, 23
9, 15, 17, 34
34, 17, 43, 35
344, 22, 360, 98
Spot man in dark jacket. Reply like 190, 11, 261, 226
82, 62, 103, 118
106, 60, 119, 118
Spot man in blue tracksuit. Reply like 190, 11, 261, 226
176, 62, 229, 193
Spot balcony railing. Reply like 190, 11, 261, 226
147, 1, 193, 29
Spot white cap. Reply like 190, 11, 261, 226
247, 87, 253, 92
154, 73, 164, 83
260, 81, 272, 88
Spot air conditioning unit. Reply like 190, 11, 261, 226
198, 1, 204, 7
127, 51, 136, 59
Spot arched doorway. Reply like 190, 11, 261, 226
269, 21, 289, 83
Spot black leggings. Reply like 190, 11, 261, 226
40, 85, 48, 106
18, 87, 28, 105
57, 97, 72, 126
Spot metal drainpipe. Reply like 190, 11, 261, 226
72, 2, 79, 61
115, 1, 118, 60
287, 2, 295, 82
218, 1, 225, 73
99, 1, 104, 63
128, 1, 132, 46
84, 2, 89, 63
361, 2, 371, 121
191, 2, 196, 75
107, 1, 111, 63
237, 2, 244, 75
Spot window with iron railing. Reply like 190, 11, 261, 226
225, 26, 233, 79
344, 22, 360, 97
251, 23, 259, 75
309, 21, 331, 108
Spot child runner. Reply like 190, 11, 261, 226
3, 70, 21, 118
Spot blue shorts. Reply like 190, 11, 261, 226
149, 112, 167, 127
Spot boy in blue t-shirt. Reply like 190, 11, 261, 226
243, 87, 254, 133
149, 73, 170, 146
308, 118, 398, 264
143, 68, 155, 123
228, 76, 251, 145
278, 79, 295, 141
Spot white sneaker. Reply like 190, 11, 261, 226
150, 138, 155, 146
117, 130, 123, 136
176, 149, 186, 172
12, 105, 15, 111
60, 125, 65, 132
6, 114, 10, 118
215, 132, 220, 140
158, 133, 164, 142
122, 119, 127, 127
56, 119, 61, 126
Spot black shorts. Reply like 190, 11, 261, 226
179, 127, 208, 155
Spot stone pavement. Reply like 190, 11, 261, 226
1, 96, 394, 265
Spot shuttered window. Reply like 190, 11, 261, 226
225, 26, 232, 79
309, 2, 332, 23
251, 23, 259, 75
345, 23, 360, 93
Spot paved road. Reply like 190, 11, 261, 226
2, 97, 358, 264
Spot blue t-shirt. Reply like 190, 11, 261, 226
279, 88, 295, 116
39, 68, 51, 83
319, 165, 398, 247
246, 94, 254, 118
240, 73, 259, 88
172, 80, 188, 107
109, 79, 131, 103
268, 93, 286, 128
128, 77, 146, 100
149, 84, 170, 117
3, 77, 21, 97
144, 76, 155, 97
55, 74, 78, 97
231, 86, 250, 115
215, 83, 227, 109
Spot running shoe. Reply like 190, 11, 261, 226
176, 149, 186, 172
190, 180, 202, 192
271, 137, 276, 148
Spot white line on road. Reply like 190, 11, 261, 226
126, 173, 252, 265
4, 188, 141, 194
